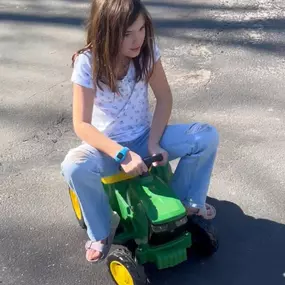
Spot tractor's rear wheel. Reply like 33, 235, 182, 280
69, 188, 86, 229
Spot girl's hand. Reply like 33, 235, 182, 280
120, 151, 148, 176
148, 143, 169, 167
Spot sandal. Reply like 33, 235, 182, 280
187, 203, 216, 220
85, 240, 106, 263
85, 211, 120, 263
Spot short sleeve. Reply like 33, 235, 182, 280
154, 41, 161, 62
71, 52, 94, 89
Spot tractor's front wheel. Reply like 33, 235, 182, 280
107, 248, 148, 285
187, 215, 219, 257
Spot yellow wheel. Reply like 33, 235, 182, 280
68, 188, 86, 229
110, 261, 134, 285
107, 249, 147, 285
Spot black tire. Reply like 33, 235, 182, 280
187, 215, 219, 257
68, 188, 86, 229
107, 248, 148, 285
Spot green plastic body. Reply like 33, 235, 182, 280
103, 163, 192, 269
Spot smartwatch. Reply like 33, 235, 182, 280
114, 147, 129, 163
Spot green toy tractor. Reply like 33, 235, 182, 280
69, 154, 218, 285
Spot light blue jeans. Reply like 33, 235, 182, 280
61, 122, 219, 242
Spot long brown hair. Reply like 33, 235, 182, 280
72, 0, 155, 92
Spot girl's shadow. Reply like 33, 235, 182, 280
148, 197, 285, 285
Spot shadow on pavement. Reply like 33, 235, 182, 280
1, 2, 285, 56
147, 197, 285, 285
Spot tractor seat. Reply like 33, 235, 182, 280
101, 172, 135, 185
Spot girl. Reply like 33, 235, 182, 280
61, 0, 219, 263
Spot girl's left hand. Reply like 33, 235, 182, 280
148, 143, 169, 167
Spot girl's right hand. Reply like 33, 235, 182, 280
120, 151, 148, 176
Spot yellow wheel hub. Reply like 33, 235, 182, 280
110, 261, 134, 285
69, 189, 82, 220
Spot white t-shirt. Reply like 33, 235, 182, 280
71, 44, 161, 142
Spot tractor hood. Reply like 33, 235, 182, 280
135, 176, 186, 225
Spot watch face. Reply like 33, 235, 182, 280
117, 153, 124, 159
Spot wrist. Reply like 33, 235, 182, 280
148, 139, 159, 147
148, 141, 160, 152
114, 146, 130, 163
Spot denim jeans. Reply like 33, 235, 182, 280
61, 122, 219, 242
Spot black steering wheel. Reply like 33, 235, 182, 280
119, 153, 163, 175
